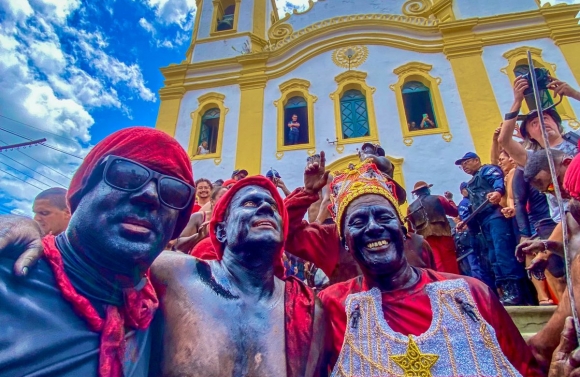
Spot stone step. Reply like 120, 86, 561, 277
505, 306, 557, 340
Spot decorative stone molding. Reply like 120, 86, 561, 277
265, 14, 438, 51
332, 46, 369, 70
402, 0, 432, 18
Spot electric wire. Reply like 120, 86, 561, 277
0, 161, 50, 188
0, 167, 44, 191
0, 114, 79, 144
0, 126, 84, 160
0, 154, 67, 188
0, 138, 74, 180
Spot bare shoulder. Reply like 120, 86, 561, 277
151, 251, 199, 285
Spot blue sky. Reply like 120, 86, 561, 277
0, 0, 312, 215
0, 0, 577, 215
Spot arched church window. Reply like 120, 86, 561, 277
283, 96, 309, 146
198, 108, 220, 154
501, 47, 578, 129
274, 79, 317, 158
340, 89, 370, 139
213, 0, 237, 33
188, 92, 228, 163
390, 62, 452, 146
402, 81, 437, 132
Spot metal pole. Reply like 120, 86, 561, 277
0, 138, 46, 152
527, 50, 580, 339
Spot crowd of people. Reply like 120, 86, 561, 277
1, 75, 580, 376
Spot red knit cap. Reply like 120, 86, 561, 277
67, 127, 194, 238
209, 176, 288, 278
564, 154, 580, 201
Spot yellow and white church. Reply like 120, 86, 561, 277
154, 0, 580, 197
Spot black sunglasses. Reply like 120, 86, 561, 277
101, 155, 195, 210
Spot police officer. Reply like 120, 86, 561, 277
455, 152, 527, 306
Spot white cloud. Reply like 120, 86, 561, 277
142, 0, 196, 27
275, 0, 312, 15
0, 0, 156, 214
139, 17, 156, 34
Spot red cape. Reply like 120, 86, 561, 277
284, 276, 316, 377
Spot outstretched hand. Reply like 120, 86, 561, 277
0, 215, 44, 276
548, 317, 580, 377
304, 151, 330, 195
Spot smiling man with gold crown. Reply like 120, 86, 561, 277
318, 160, 543, 377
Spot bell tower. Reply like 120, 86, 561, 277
186, 0, 279, 63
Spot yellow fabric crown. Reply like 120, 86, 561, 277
329, 160, 404, 238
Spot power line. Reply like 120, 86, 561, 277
0, 126, 84, 160
0, 167, 44, 191
0, 161, 50, 189
0, 154, 67, 188
0, 114, 80, 144
0, 138, 73, 180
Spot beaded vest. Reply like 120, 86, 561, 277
330, 279, 522, 377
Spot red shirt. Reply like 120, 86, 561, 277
191, 204, 201, 213
318, 269, 543, 376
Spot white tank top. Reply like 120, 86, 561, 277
330, 279, 522, 377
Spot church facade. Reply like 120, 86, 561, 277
155, 0, 580, 198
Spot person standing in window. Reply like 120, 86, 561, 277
420, 113, 435, 129
287, 114, 300, 145
197, 140, 210, 155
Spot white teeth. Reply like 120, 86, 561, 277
366, 240, 390, 248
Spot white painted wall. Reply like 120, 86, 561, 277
196, 0, 215, 40
453, 0, 538, 20
193, 36, 251, 62
483, 39, 580, 132
174, 85, 242, 181
259, 44, 477, 197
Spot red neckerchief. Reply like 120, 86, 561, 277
42, 235, 158, 377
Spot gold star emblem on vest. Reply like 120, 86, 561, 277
390, 336, 439, 376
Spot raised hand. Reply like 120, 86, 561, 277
304, 151, 330, 195
513, 76, 529, 105
548, 76, 580, 101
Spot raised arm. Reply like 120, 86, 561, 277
491, 127, 501, 165
498, 77, 529, 167
284, 152, 339, 277
174, 213, 208, 253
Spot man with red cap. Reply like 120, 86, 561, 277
0, 127, 195, 376
1, 136, 324, 376
148, 176, 325, 376
407, 180, 459, 273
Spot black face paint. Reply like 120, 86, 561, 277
343, 195, 406, 276
66, 177, 180, 287
221, 186, 283, 259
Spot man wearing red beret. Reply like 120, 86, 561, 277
0, 127, 196, 377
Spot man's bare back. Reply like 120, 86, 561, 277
151, 252, 287, 377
